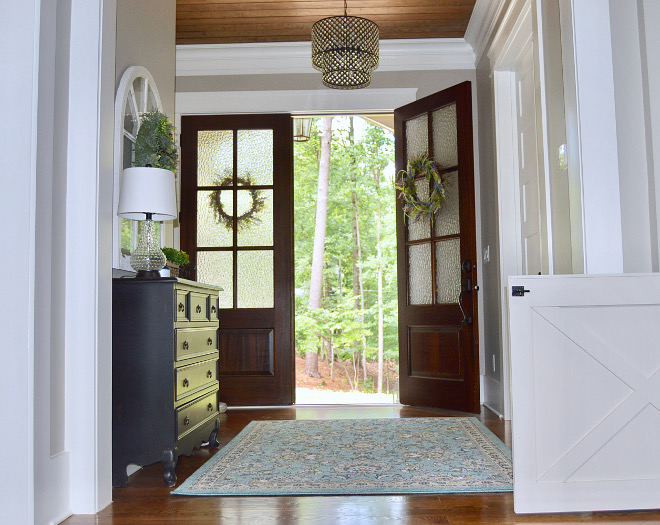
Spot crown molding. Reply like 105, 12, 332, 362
465, 0, 509, 64
176, 38, 475, 77
176, 88, 418, 115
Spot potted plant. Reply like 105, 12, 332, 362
134, 109, 178, 172
161, 247, 189, 278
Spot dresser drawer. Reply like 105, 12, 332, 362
210, 296, 219, 321
189, 292, 209, 321
175, 357, 217, 401
175, 290, 188, 322
177, 391, 218, 440
175, 327, 217, 361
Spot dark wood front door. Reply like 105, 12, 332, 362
180, 114, 294, 405
395, 81, 479, 413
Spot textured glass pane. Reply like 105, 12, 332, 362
432, 103, 458, 167
132, 77, 145, 112
407, 180, 431, 241
237, 250, 274, 308
198, 130, 233, 187
120, 218, 133, 256
198, 190, 233, 247
436, 238, 461, 304
434, 170, 460, 237
408, 243, 432, 305
238, 130, 273, 185
237, 189, 273, 247
123, 94, 137, 136
405, 114, 428, 161
197, 251, 233, 308
122, 135, 134, 170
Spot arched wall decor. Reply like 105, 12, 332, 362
113, 66, 164, 270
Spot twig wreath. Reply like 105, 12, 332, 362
395, 156, 447, 221
209, 174, 267, 231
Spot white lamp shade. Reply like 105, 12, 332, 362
117, 167, 178, 221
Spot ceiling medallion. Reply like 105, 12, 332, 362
311, 0, 379, 90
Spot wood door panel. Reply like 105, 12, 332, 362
218, 329, 274, 376
180, 114, 294, 406
395, 81, 479, 413
408, 327, 462, 379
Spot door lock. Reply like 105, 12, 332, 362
511, 286, 530, 297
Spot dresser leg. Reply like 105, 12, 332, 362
162, 448, 178, 487
208, 419, 220, 447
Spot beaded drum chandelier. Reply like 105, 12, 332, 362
311, 0, 379, 90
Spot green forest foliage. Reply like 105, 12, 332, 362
294, 117, 399, 364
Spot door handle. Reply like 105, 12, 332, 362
459, 277, 473, 325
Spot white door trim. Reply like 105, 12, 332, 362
490, 0, 534, 420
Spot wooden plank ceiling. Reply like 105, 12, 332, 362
176, 0, 477, 45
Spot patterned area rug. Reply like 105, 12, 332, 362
173, 417, 512, 496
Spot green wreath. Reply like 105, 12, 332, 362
394, 156, 447, 222
209, 174, 266, 231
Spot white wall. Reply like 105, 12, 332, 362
116, 0, 176, 119
643, 0, 660, 272
610, 0, 656, 273
115, 0, 177, 254
1, 2, 39, 522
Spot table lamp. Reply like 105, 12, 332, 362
118, 166, 177, 278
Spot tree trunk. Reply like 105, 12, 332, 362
374, 166, 384, 393
348, 118, 369, 385
305, 116, 333, 378
305, 350, 321, 378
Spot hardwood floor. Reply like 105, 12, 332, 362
63, 405, 660, 524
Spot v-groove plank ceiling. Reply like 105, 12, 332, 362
176, 0, 477, 45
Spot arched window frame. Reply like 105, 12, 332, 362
113, 66, 164, 270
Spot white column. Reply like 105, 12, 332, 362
65, 0, 116, 513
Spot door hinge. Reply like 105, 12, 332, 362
511, 286, 530, 297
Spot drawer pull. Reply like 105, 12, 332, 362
207, 403, 214, 411
178, 302, 185, 313
207, 337, 213, 346
183, 341, 189, 350
207, 370, 213, 378
211, 305, 217, 314
182, 378, 189, 388
183, 416, 190, 426
196, 305, 202, 314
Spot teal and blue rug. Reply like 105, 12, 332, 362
173, 417, 512, 496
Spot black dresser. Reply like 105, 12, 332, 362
112, 276, 224, 487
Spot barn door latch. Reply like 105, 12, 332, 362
511, 286, 530, 297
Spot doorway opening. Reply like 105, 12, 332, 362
293, 115, 399, 404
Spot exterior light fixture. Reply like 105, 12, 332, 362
293, 117, 313, 142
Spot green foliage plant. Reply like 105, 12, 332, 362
134, 109, 178, 173
161, 247, 189, 266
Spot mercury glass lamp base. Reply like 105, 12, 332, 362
130, 219, 167, 276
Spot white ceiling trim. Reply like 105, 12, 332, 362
176, 38, 476, 77
176, 88, 418, 115
465, 0, 509, 64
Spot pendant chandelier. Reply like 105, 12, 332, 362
311, 0, 379, 90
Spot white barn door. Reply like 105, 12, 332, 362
509, 274, 660, 513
